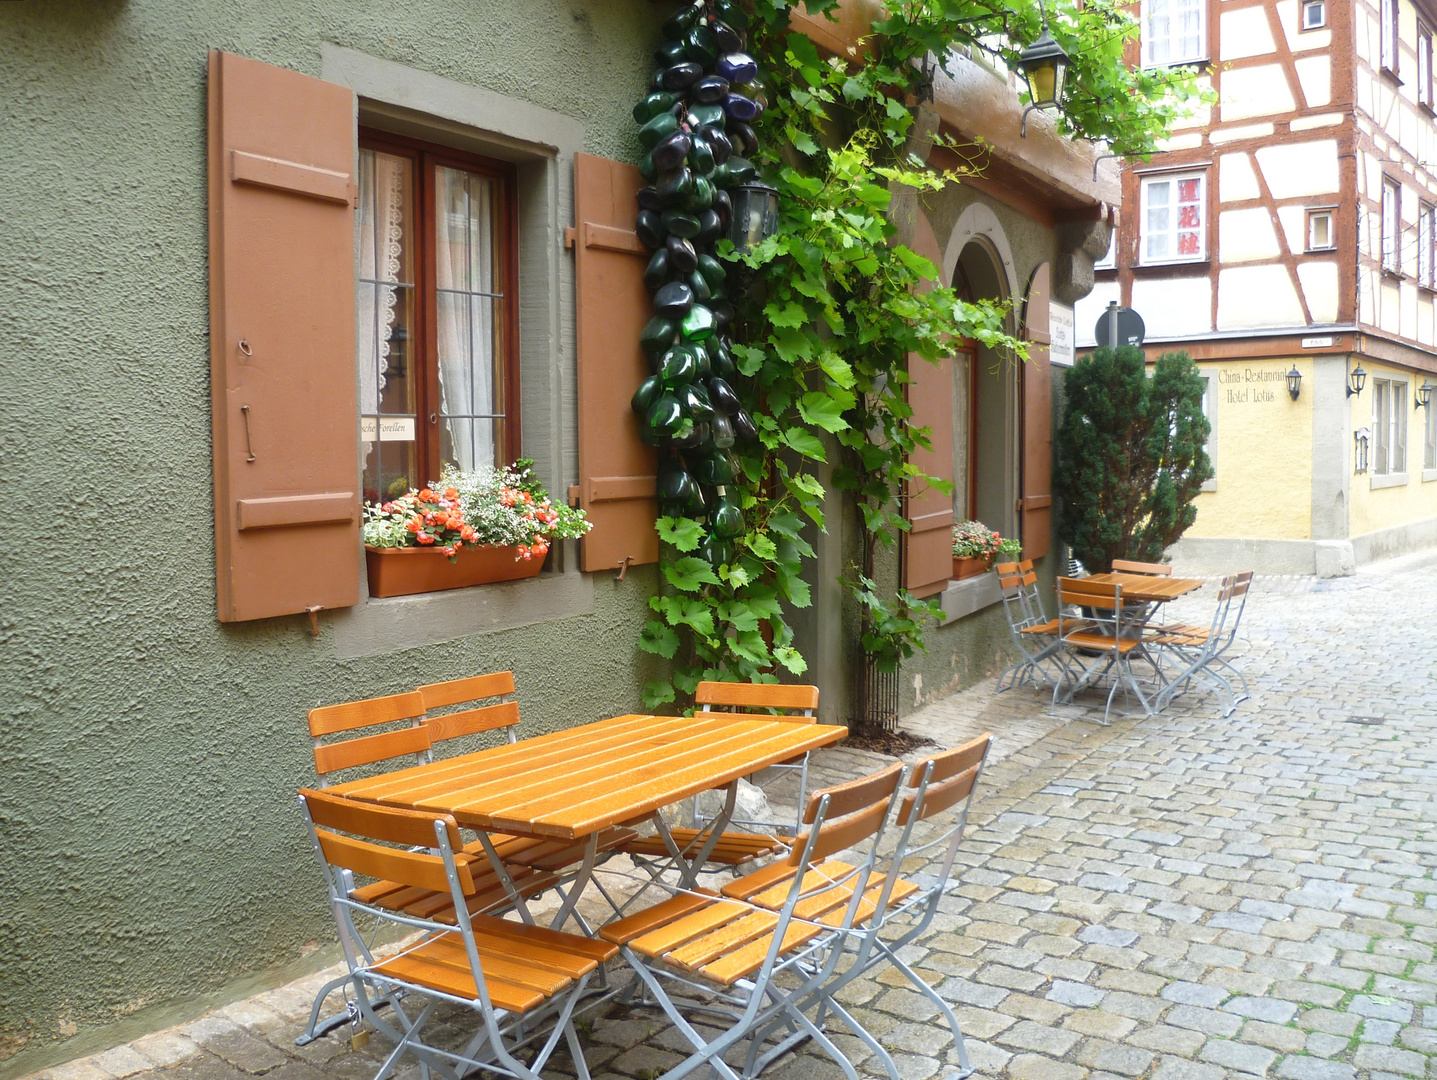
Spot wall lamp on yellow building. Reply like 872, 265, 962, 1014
1416, 379, 1434, 409
1018, 19, 1070, 137
1346, 362, 1367, 398
1286, 365, 1302, 401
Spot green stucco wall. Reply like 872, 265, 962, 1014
0, 1, 661, 1073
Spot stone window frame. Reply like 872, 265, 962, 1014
320, 45, 597, 659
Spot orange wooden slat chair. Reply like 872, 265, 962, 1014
1111, 558, 1173, 575
617, 681, 820, 870
298, 686, 561, 1045
600, 763, 907, 1080
994, 559, 1090, 692
297, 789, 616, 1080
415, 674, 641, 875
1051, 576, 1159, 723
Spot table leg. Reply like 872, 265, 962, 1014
652, 782, 737, 890
473, 831, 536, 925
550, 832, 599, 932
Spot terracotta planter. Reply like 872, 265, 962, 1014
952, 554, 993, 580
365, 544, 544, 598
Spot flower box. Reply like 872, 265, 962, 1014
365, 544, 544, 598
952, 555, 993, 580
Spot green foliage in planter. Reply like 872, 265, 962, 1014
1055, 346, 1212, 573
638, 0, 1210, 710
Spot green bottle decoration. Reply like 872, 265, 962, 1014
681, 304, 717, 341
709, 486, 745, 539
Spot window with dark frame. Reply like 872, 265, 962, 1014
1382, 0, 1400, 74
1307, 208, 1335, 251
1301, 0, 1325, 28
1421, 26, 1434, 106
1382, 178, 1402, 274
356, 132, 519, 504
1420, 203, 1435, 288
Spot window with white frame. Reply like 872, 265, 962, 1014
1425, 394, 1437, 470
1383, 178, 1401, 273
1420, 203, 1435, 288
1382, 0, 1400, 74
1302, 0, 1325, 27
1421, 26, 1434, 106
1373, 377, 1408, 475
1142, 171, 1206, 263
1143, 0, 1206, 66
1307, 209, 1335, 251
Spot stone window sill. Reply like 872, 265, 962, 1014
1423, 467, 1437, 482
937, 572, 1003, 625
1371, 471, 1410, 490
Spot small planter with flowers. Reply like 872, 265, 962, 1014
951, 521, 1023, 580
361, 460, 592, 598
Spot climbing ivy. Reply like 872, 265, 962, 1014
637, 0, 1206, 710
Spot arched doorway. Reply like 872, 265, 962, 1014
953, 236, 1019, 541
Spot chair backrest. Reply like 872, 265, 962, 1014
1112, 558, 1172, 576
695, 681, 819, 722
1056, 576, 1123, 610
417, 671, 522, 746
787, 763, 906, 906
299, 788, 474, 899
307, 691, 431, 786
1210, 570, 1254, 645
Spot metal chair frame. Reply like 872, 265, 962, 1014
1153, 571, 1253, 715
297, 792, 614, 1080
994, 560, 1072, 692
744, 735, 992, 1080
1050, 577, 1159, 724
610, 767, 907, 1080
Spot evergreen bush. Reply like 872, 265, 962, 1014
1056, 346, 1212, 572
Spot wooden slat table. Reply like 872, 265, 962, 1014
330, 713, 848, 925
1085, 572, 1204, 603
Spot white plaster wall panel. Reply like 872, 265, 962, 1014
1170, 75, 1213, 130
1276, 204, 1307, 253
1219, 208, 1283, 261
1355, 8, 1373, 66
1297, 261, 1340, 322
1419, 296, 1434, 347
1360, 278, 1375, 324
1220, 65, 1296, 120
1159, 133, 1204, 151
1220, 152, 1260, 201
1293, 55, 1331, 108
1380, 280, 1400, 333
1220, 6, 1277, 60
1276, 0, 1331, 50
1362, 152, 1382, 203
1255, 141, 1340, 198
1291, 113, 1344, 130
1073, 280, 1120, 347
1401, 281, 1418, 340
1210, 122, 1276, 144
1217, 265, 1305, 328
1132, 277, 1214, 338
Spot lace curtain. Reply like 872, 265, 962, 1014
357, 150, 406, 468
435, 166, 497, 472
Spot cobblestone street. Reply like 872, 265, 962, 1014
34, 551, 1437, 1080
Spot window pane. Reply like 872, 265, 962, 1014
357, 148, 418, 503
434, 165, 507, 473
1395, 384, 1407, 472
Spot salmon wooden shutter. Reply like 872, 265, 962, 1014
1020, 262, 1053, 562
572, 153, 658, 574
208, 50, 360, 622
901, 212, 956, 597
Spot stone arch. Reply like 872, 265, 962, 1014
944, 202, 1017, 304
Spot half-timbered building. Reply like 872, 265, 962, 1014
1076, 0, 1437, 574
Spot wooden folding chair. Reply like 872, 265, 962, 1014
600, 763, 907, 1080
1111, 558, 1173, 575
299, 686, 559, 1045
1051, 577, 1158, 723
1152, 571, 1253, 715
746, 734, 993, 1080
297, 789, 617, 1080
618, 681, 820, 871
994, 560, 1084, 692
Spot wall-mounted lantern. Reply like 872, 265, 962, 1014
1416, 379, 1434, 409
727, 180, 780, 255
1018, 24, 1070, 137
1355, 427, 1370, 474
1287, 365, 1302, 401
1347, 361, 1367, 398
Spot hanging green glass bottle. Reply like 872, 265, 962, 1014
710, 486, 744, 539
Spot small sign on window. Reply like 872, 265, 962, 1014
361, 416, 417, 441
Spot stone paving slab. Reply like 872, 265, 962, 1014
18, 549, 1437, 1080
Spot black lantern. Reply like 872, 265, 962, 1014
1018, 24, 1070, 136
1347, 361, 1367, 398
727, 180, 779, 255
1287, 364, 1302, 401
1417, 379, 1434, 409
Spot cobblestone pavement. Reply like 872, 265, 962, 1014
28, 550, 1437, 1080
